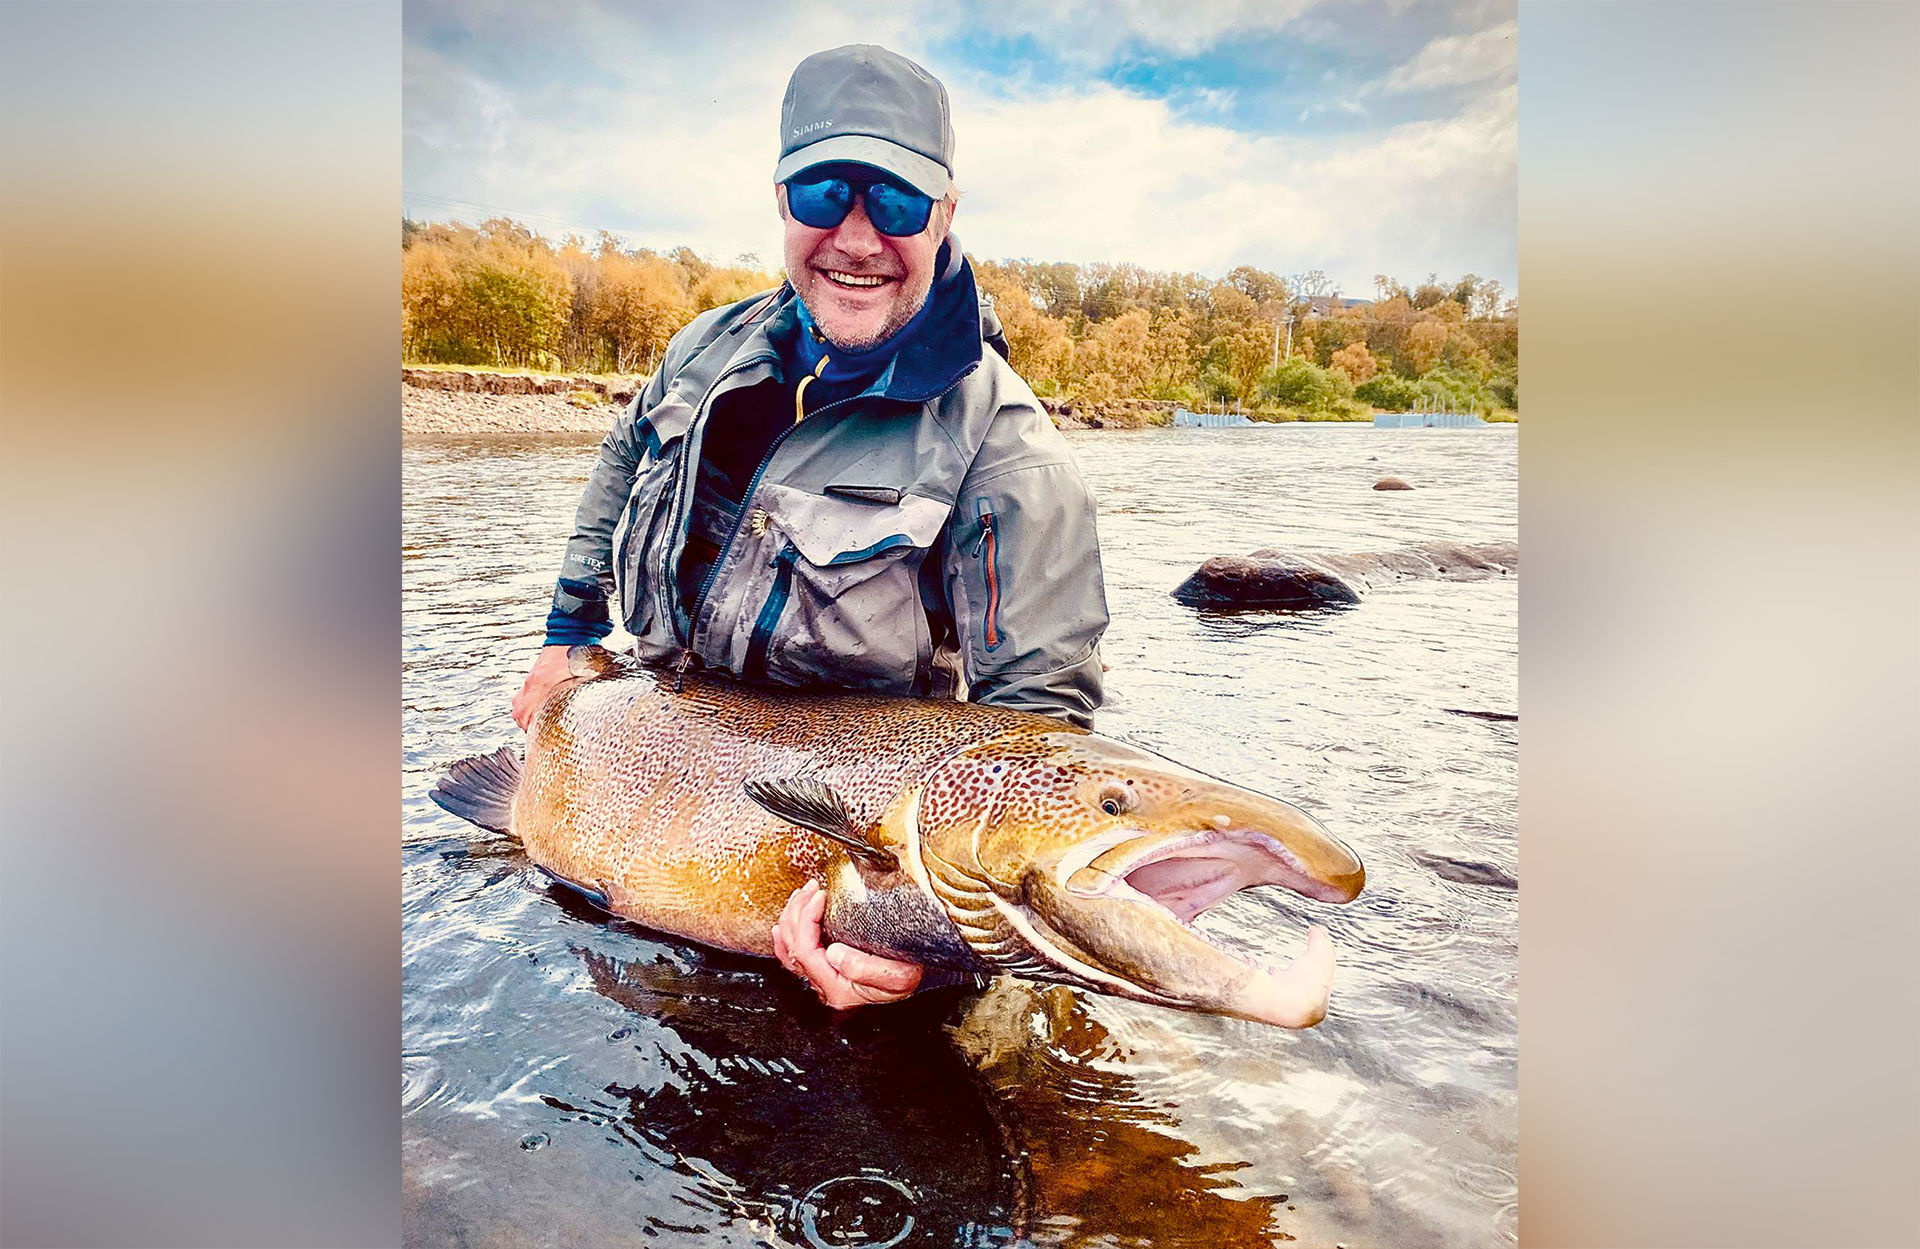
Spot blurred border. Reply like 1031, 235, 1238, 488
1520, 3, 1918, 1246
1, 2, 1914, 1247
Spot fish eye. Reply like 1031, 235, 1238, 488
1101, 798, 1121, 815
1096, 785, 1131, 817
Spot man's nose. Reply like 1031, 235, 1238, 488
828, 196, 884, 258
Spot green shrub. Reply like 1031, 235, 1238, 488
1198, 365, 1238, 403
1418, 364, 1494, 412
1259, 358, 1353, 411
1354, 371, 1421, 410
1488, 369, 1518, 410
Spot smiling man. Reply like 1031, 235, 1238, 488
514, 44, 1110, 1008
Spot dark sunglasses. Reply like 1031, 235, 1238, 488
784, 175, 936, 238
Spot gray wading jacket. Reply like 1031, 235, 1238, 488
548, 247, 1108, 727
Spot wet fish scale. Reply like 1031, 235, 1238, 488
517, 666, 1029, 954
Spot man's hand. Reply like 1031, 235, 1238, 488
771, 880, 923, 1008
513, 644, 576, 731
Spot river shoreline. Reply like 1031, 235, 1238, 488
398, 368, 1174, 435
398, 366, 1475, 435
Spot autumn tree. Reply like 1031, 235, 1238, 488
1071, 308, 1152, 403
976, 265, 1072, 393
1403, 320, 1450, 375
1289, 269, 1334, 300
1329, 341, 1377, 384
593, 249, 691, 373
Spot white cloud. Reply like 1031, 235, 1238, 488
974, 0, 1325, 62
403, 0, 1518, 293
952, 80, 1515, 294
403, 1, 929, 260
1380, 20, 1517, 93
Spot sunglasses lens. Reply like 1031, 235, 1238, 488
786, 178, 854, 230
785, 176, 934, 237
862, 182, 934, 237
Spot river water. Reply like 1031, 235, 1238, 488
402, 423, 1518, 1248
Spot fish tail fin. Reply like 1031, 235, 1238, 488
430, 745, 523, 833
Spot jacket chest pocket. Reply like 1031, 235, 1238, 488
735, 483, 951, 694
611, 394, 695, 642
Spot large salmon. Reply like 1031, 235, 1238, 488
433, 645, 1365, 1028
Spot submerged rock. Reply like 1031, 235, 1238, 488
1172, 541, 1517, 612
1373, 476, 1414, 490
1409, 850, 1518, 891
1171, 554, 1362, 610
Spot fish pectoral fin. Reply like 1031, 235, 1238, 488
566, 644, 642, 681
743, 776, 899, 873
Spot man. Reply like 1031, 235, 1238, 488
513, 44, 1108, 1008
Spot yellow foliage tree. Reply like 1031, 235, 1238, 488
1330, 341, 1377, 383
401, 243, 462, 361
978, 275, 1072, 393
1404, 320, 1450, 375
594, 251, 692, 374
691, 265, 773, 313
1146, 308, 1198, 397
1072, 309, 1153, 400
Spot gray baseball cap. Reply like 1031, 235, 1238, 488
774, 45, 954, 199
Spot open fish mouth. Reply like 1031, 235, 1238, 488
1034, 824, 1363, 1029
1089, 827, 1362, 921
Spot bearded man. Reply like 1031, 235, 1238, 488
514, 44, 1109, 1007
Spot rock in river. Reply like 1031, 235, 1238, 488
1373, 477, 1414, 491
1172, 541, 1517, 611
1171, 554, 1363, 610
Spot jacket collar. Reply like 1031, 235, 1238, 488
751, 235, 983, 406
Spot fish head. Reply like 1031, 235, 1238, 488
918, 730, 1365, 1029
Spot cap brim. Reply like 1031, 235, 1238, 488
775, 135, 951, 200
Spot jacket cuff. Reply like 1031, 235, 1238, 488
543, 578, 613, 647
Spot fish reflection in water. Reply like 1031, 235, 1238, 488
547, 912, 1328, 1248
571, 937, 1014, 1246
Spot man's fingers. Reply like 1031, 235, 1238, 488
824, 943, 922, 995
768, 880, 921, 1008
783, 881, 825, 958
775, 882, 844, 994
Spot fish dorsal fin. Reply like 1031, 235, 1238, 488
566, 644, 642, 681
743, 776, 899, 873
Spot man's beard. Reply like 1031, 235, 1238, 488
807, 279, 931, 353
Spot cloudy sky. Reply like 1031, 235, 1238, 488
403, 0, 1516, 298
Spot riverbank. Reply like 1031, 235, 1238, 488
400, 367, 1511, 434
401, 366, 638, 434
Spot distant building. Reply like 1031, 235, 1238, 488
1301, 295, 1374, 317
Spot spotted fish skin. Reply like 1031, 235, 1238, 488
511, 657, 1044, 960
437, 644, 1369, 1028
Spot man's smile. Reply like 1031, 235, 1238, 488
820, 269, 895, 289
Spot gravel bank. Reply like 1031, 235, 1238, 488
400, 369, 1180, 435
402, 385, 620, 435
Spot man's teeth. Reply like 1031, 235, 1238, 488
825, 271, 887, 288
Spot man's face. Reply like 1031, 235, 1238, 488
779, 170, 954, 352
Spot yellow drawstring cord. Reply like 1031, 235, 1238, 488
793, 352, 830, 425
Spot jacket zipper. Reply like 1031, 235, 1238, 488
743, 545, 799, 681
682, 387, 864, 653
974, 499, 1002, 651
662, 350, 775, 647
